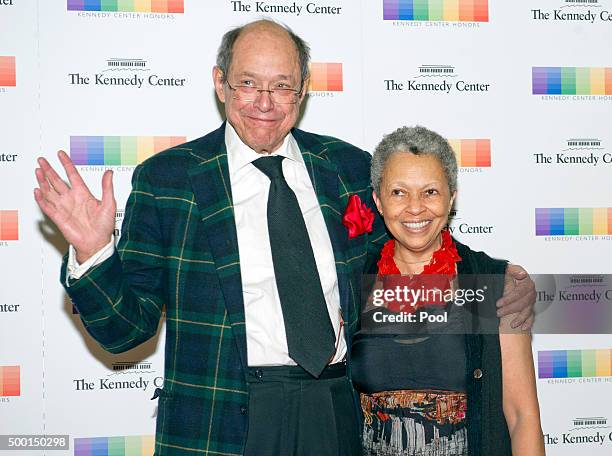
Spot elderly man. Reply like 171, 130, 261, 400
34, 19, 534, 456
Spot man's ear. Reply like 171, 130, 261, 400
372, 191, 383, 217
213, 66, 226, 103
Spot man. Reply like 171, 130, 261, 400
34, 19, 535, 456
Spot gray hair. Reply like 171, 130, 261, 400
371, 125, 458, 195
216, 19, 310, 85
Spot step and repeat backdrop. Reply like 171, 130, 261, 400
1, 1, 612, 455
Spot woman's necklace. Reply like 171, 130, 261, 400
377, 229, 461, 276
376, 230, 462, 313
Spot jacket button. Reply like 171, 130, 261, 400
240, 405, 248, 415
473, 368, 483, 379
255, 369, 264, 379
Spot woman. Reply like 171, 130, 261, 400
351, 126, 545, 456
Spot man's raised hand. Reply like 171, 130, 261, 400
34, 150, 116, 264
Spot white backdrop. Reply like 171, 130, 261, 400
1, 1, 611, 455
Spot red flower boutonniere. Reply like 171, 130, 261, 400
342, 195, 375, 239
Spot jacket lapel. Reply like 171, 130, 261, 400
186, 123, 248, 369
185, 125, 354, 369
292, 129, 351, 314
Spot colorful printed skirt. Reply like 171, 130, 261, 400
360, 390, 468, 456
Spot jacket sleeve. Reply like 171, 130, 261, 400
60, 164, 165, 354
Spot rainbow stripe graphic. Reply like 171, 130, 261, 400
74, 436, 154, 456
70, 136, 186, 166
0, 366, 20, 396
309, 63, 343, 92
67, 0, 184, 13
0, 211, 18, 241
0, 56, 16, 87
532, 67, 612, 95
535, 208, 612, 236
448, 139, 490, 167
383, 0, 488, 22
538, 349, 612, 379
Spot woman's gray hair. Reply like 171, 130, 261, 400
216, 19, 311, 85
371, 125, 458, 195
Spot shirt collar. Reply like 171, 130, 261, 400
225, 122, 304, 173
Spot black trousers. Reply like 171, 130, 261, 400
244, 363, 362, 456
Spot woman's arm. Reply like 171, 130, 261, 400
499, 315, 546, 455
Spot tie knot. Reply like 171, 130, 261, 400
252, 156, 285, 180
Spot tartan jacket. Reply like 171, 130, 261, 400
61, 123, 388, 456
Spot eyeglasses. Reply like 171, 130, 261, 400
225, 80, 303, 104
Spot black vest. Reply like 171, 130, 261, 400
456, 240, 512, 456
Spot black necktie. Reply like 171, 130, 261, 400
252, 156, 336, 378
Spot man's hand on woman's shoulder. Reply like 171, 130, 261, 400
496, 264, 536, 331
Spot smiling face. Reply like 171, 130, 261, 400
213, 23, 306, 154
373, 152, 455, 264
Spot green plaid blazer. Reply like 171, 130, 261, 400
62, 123, 387, 455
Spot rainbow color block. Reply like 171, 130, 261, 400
74, 436, 154, 456
448, 139, 491, 167
0, 56, 16, 87
70, 136, 186, 166
535, 208, 612, 236
383, 0, 488, 22
539, 349, 612, 379
67, 0, 184, 13
532, 67, 612, 95
309, 63, 343, 92
0, 210, 18, 241
0, 366, 20, 396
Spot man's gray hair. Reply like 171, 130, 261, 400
371, 125, 458, 195
216, 19, 311, 85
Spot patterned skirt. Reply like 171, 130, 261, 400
360, 390, 468, 456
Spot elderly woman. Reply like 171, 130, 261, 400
350, 126, 545, 456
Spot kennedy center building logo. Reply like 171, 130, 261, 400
543, 416, 612, 449
385, 65, 490, 95
544, 416, 612, 448
69, 58, 187, 89
533, 137, 611, 166
531, 0, 612, 23
571, 417, 609, 428
74, 435, 154, 456
72, 360, 163, 393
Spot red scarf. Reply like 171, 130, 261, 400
376, 230, 462, 313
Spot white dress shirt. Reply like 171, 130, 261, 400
68, 123, 346, 367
